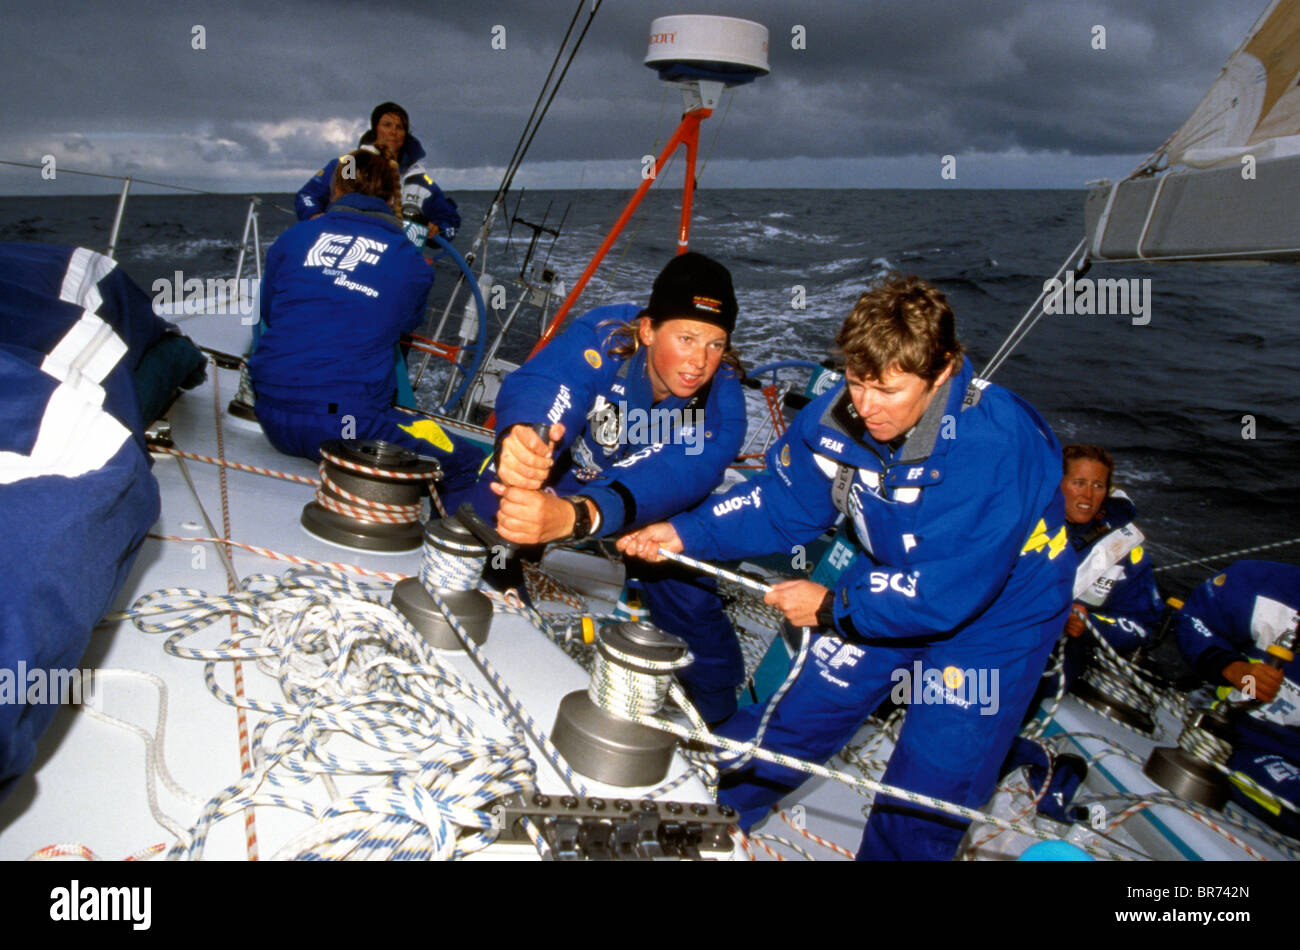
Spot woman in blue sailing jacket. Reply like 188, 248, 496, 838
295, 101, 461, 242
251, 144, 482, 495
620, 273, 1077, 860
471, 252, 750, 724
1057, 444, 1167, 686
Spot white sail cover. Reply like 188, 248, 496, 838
1158, 0, 1300, 170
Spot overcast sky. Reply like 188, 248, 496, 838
0, 0, 1268, 194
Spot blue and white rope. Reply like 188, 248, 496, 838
114, 566, 539, 860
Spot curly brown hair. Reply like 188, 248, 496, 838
834, 273, 964, 383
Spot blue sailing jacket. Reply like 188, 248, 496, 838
0, 244, 162, 797
1175, 560, 1299, 709
294, 133, 461, 239
672, 358, 1076, 644
250, 193, 434, 411
486, 304, 748, 536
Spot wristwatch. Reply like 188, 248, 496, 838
815, 589, 836, 629
568, 495, 596, 541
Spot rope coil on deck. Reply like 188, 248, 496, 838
99, 567, 542, 860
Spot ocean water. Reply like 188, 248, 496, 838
2, 187, 1297, 597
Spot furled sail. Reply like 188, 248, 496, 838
1085, 0, 1300, 262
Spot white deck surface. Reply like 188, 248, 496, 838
0, 312, 714, 861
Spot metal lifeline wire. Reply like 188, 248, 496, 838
1153, 535, 1300, 574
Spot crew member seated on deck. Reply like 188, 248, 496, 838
470, 252, 750, 725
1057, 443, 1167, 686
295, 101, 461, 244
619, 273, 1077, 861
250, 144, 482, 496
1173, 559, 1300, 837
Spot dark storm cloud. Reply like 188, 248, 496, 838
0, 0, 1269, 189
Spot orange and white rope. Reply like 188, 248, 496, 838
150, 444, 319, 486
777, 808, 855, 859
212, 368, 259, 860
145, 533, 411, 583
28, 842, 166, 862
318, 444, 436, 481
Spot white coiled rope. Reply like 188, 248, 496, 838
588, 635, 693, 721
114, 566, 539, 860
419, 531, 486, 593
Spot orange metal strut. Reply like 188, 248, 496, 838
525, 106, 713, 361
485, 106, 714, 429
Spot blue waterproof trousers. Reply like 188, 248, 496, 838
717, 612, 1062, 860
255, 399, 483, 497
1228, 717, 1300, 838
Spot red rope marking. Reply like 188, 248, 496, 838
149, 533, 411, 582
777, 810, 855, 859
404, 333, 460, 361
211, 370, 259, 860
151, 445, 320, 486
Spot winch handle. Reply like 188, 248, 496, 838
455, 423, 558, 558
